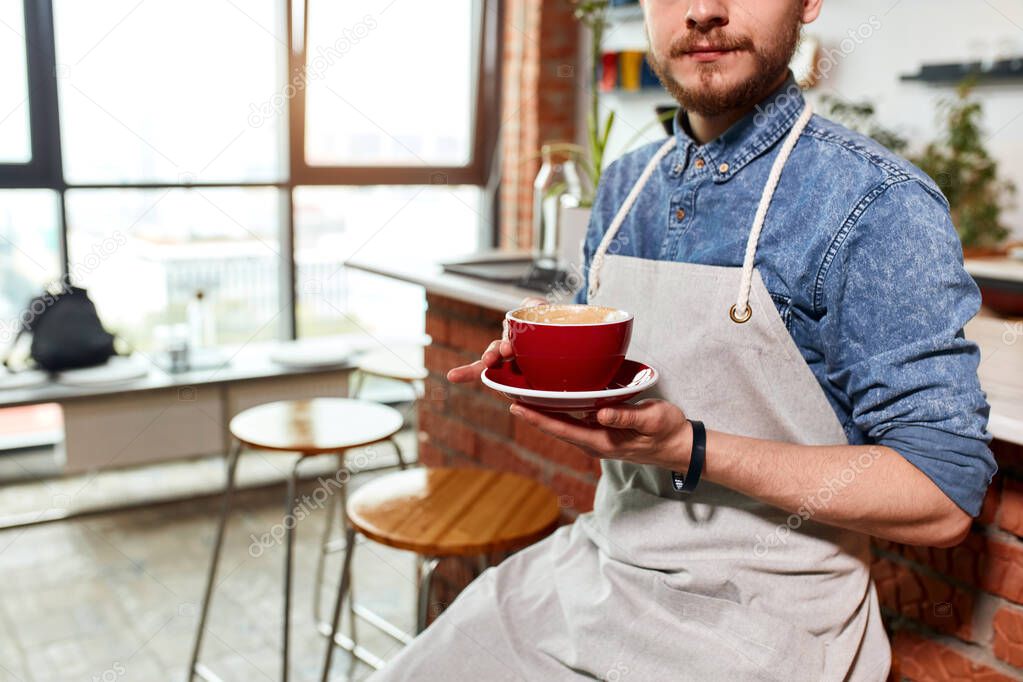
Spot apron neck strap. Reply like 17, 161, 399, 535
587, 103, 815, 325
731, 102, 813, 322
587, 135, 677, 301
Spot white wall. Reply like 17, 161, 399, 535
592, 0, 1023, 240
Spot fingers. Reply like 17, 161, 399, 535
446, 360, 485, 383
509, 404, 615, 453
521, 296, 547, 307
446, 338, 512, 384
595, 399, 674, 434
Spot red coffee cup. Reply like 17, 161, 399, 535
505, 304, 633, 391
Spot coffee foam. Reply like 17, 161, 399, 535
511, 304, 628, 325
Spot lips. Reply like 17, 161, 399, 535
683, 45, 737, 62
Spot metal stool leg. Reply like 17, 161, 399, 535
321, 524, 357, 682
390, 437, 408, 470
187, 440, 242, 681
313, 454, 345, 626
416, 557, 440, 634
349, 370, 365, 399
282, 456, 308, 682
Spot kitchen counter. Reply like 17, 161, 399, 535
346, 253, 576, 311
348, 255, 1023, 446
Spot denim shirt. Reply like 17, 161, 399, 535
575, 77, 995, 516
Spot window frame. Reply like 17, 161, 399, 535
3, 0, 502, 340
288, 0, 501, 186
0, 0, 62, 187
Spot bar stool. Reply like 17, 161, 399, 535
187, 398, 404, 682
350, 346, 429, 401
319, 467, 561, 679
311, 345, 427, 638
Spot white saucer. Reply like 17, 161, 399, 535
481, 359, 658, 412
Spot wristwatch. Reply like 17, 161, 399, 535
670, 419, 705, 494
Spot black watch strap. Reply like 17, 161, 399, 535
671, 419, 705, 494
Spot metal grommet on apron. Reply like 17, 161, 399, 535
371, 103, 891, 682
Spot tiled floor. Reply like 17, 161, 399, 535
0, 441, 422, 682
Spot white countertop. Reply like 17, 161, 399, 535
964, 256, 1023, 283
349, 256, 1023, 445
346, 254, 576, 311
966, 316, 1023, 445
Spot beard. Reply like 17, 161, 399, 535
646, 11, 803, 117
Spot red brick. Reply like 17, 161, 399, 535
421, 376, 449, 411
993, 439, 1023, 470
894, 532, 986, 587
513, 418, 601, 477
417, 434, 447, 468
449, 320, 501, 355
449, 387, 513, 438
424, 344, 474, 379
980, 538, 1023, 604
419, 408, 475, 459
424, 310, 449, 346
992, 606, 1023, 667
980, 477, 1002, 526
999, 479, 1023, 537
892, 631, 1015, 682
475, 431, 540, 480
871, 558, 973, 641
549, 472, 595, 513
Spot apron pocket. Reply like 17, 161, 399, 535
653, 577, 825, 682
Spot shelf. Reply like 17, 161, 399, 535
901, 58, 1023, 84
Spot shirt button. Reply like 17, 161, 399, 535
672, 163, 683, 176
719, 162, 730, 174
694, 158, 705, 169
675, 208, 686, 221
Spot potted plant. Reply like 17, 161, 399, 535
911, 81, 1015, 255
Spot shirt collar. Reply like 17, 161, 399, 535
670, 73, 805, 183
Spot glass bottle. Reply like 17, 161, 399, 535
532, 144, 581, 263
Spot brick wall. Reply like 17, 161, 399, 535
875, 439, 1023, 679
418, 292, 1023, 680
497, 0, 579, 250
419, 293, 599, 517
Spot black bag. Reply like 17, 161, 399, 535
3, 285, 117, 372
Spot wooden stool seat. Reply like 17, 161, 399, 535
228, 398, 403, 454
355, 348, 428, 383
347, 467, 560, 557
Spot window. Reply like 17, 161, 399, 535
304, 0, 476, 167
3, 0, 499, 353
293, 185, 482, 336
66, 188, 284, 349
0, 0, 31, 163
53, 0, 286, 184
0, 189, 62, 340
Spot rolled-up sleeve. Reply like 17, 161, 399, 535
819, 179, 996, 516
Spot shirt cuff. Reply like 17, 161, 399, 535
876, 424, 996, 517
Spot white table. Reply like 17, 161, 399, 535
0, 339, 359, 473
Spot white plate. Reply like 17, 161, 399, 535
0, 370, 50, 391
56, 356, 150, 386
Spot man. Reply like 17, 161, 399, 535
371, 1, 994, 679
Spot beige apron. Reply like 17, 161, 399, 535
372, 105, 890, 681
